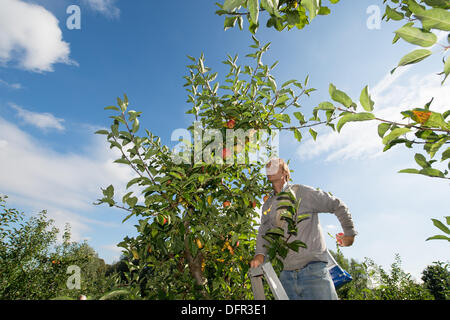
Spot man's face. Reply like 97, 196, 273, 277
266, 159, 284, 182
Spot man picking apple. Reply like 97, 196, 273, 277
250, 158, 357, 300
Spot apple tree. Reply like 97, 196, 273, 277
94, 38, 321, 298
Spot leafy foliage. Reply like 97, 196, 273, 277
426, 216, 450, 241
262, 189, 308, 273
217, 0, 341, 33
329, 245, 436, 300
0, 196, 115, 300
421, 261, 450, 300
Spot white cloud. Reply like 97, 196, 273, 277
0, 116, 138, 242
0, 0, 75, 72
82, 0, 120, 18
0, 79, 22, 89
10, 103, 65, 131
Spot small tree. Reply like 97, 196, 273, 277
365, 254, 434, 300
94, 37, 322, 298
421, 261, 450, 300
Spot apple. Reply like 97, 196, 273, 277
223, 200, 231, 208
226, 118, 236, 129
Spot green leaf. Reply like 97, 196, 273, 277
277, 200, 295, 208
422, 0, 450, 8
296, 214, 310, 223
294, 112, 306, 124
286, 11, 301, 25
441, 147, 450, 161
301, 0, 319, 21
268, 76, 277, 92
426, 112, 450, 130
414, 153, 429, 168
117, 97, 126, 112
224, 16, 238, 30
407, 0, 426, 14
114, 158, 130, 165
222, 0, 245, 11
261, 0, 275, 15
431, 218, 450, 234
309, 128, 318, 141
419, 167, 445, 177
281, 79, 297, 88
275, 94, 289, 106
428, 137, 447, 158
266, 227, 285, 237
386, 5, 404, 20
287, 240, 307, 252
95, 129, 109, 135
394, 26, 437, 47
103, 185, 114, 198
318, 6, 331, 15
359, 85, 375, 112
336, 112, 376, 133
382, 127, 411, 145
426, 235, 450, 241
391, 49, 433, 74
126, 177, 142, 189
415, 8, 450, 31
398, 168, 420, 174
276, 191, 296, 202
378, 123, 391, 138
442, 56, 450, 85
122, 211, 136, 223
132, 119, 139, 133
104, 106, 120, 111
330, 85, 354, 108
294, 128, 302, 142
315, 102, 335, 111
248, 0, 259, 25
126, 196, 138, 208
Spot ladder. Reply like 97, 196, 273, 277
249, 262, 289, 300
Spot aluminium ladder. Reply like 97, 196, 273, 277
249, 262, 289, 300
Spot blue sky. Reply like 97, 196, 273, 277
0, 0, 448, 282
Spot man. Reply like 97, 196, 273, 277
250, 158, 357, 300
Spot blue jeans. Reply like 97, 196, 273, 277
279, 261, 338, 300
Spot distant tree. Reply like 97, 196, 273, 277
421, 261, 450, 300
0, 195, 114, 300
329, 240, 435, 300
364, 254, 434, 300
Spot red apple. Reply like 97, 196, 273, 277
226, 118, 236, 129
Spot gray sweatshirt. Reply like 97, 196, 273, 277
255, 182, 357, 271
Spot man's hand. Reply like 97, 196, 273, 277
250, 254, 264, 268
336, 233, 355, 247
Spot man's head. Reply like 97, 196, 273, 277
265, 158, 290, 183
